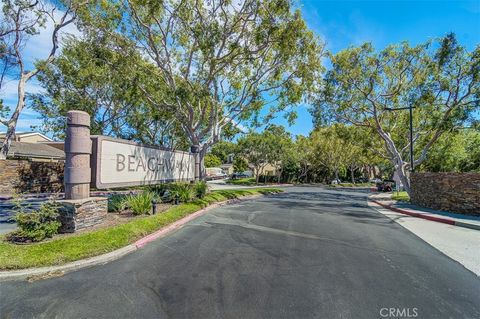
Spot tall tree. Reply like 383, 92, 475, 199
309, 126, 350, 182
315, 34, 480, 194
100, 0, 323, 175
233, 156, 248, 174
204, 154, 221, 168
237, 128, 288, 184
294, 135, 314, 182
31, 33, 188, 148
264, 124, 293, 183
0, 0, 81, 159
209, 141, 237, 163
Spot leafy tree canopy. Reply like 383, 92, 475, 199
313, 33, 480, 194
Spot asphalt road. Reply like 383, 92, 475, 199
1, 187, 479, 319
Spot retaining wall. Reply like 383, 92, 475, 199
0, 160, 64, 195
410, 172, 480, 216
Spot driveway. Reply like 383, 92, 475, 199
1, 187, 479, 318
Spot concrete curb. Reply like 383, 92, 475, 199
0, 245, 136, 283
370, 199, 480, 231
0, 193, 269, 282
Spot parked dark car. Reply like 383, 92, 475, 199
376, 179, 395, 192
231, 172, 249, 179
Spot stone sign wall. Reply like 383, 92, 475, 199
0, 159, 64, 195
410, 172, 480, 216
91, 136, 195, 189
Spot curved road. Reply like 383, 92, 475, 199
1, 187, 479, 318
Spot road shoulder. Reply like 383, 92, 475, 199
368, 200, 480, 276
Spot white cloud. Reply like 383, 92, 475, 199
23, 8, 83, 68
0, 116, 43, 133
0, 77, 45, 103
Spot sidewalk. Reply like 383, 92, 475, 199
368, 193, 480, 276
369, 192, 480, 231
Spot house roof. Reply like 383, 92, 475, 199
0, 139, 65, 159
0, 131, 53, 142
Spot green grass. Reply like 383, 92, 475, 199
329, 182, 374, 188
225, 177, 257, 185
0, 188, 282, 270
391, 191, 410, 202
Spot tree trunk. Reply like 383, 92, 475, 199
199, 146, 208, 181
255, 168, 260, 185
351, 166, 355, 184
395, 163, 411, 195
335, 169, 339, 181
0, 77, 26, 160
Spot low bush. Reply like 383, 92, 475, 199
108, 194, 127, 212
149, 184, 169, 197
124, 191, 158, 215
226, 177, 257, 185
194, 181, 209, 199
168, 182, 196, 203
6, 202, 61, 243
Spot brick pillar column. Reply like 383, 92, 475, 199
190, 145, 200, 182
64, 110, 91, 200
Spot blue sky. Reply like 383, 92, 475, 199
1, 0, 479, 137
272, 0, 480, 136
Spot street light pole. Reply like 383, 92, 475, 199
409, 104, 414, 172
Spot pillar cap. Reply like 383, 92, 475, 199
67, 110, 90, 127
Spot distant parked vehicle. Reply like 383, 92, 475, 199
331, 179, 341, 185
355, 177, 369, 183
369, 178, 382, 183
205, 167, 228, 180
231, 172, 249, 179
376, 179, 395, 192
206, 173, 227, 181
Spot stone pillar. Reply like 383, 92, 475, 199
64, 110, 91, 200
59, 110, 107, 233
190, 145, 200, 182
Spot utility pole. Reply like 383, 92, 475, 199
409, 104, 414, 172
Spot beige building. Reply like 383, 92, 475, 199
220, 163, 234, 175
0, 132, 53, 143
253, 163, 280, 176
0, 132, 64, 162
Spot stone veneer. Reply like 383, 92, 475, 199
57, 197, 108, 232
0, 159, 64, 195
410, 172, 480, 216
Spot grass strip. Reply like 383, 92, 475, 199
329, 183, 375, 188
0, 188, 282, 270
225, 177, 257, 185
391, 191, 410, 202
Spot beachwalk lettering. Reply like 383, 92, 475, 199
92, 136, 195, 189
115, 154, 190, 173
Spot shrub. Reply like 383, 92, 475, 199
108, 194, 127, 212
204, 154, 222, 168
149, 184, 169, 197
194, 181, 209, 199
168, 182, 195, 203
226, 177, 256, 185
124, 191, 157, 215
7, 202, 61, 243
